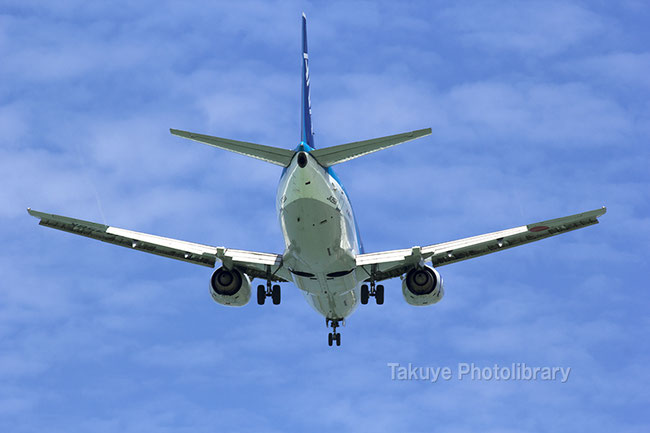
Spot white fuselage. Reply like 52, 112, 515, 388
277, 150, 362, 320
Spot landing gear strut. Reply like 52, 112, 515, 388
257, 280, 281, 305
326, 318, 342, 347
360, 281, 384, 305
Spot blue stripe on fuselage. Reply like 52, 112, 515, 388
326, 165, 365, 254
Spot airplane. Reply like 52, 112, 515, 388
28, 13, 606, 346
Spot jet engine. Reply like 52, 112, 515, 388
209, 267, 251, 306
401, 266, 444, 306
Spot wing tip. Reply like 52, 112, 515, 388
413, 127, 432, 137
27, 207, 47, 221
170, 129, 196, 140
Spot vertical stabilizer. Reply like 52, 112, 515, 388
301, 13, 315, 148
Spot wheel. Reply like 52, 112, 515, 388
257, 285, 266, 305
375, 284, 384, 305
272, 285, 281, 305
361, 284, 369, 304
328, 333, 333, 346
335, 333, 341, 346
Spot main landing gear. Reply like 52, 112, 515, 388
360, 281, 384, 305
257, 280, 281, 305
326, 318, 342, 347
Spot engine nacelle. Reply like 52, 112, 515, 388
401, 266, 444, 306
209, 267, 251, 307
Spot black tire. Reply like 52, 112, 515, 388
335, 333, 341, 346
361, 284, 369, 304
328, 333, 333, 346
257, 285, 266, 305
376, 284, 384, 305
272, 285, 281, 305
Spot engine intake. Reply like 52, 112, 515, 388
402, 266, 444, 306
210, 267, 251, 306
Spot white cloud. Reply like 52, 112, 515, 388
439, 1, 606, 56
565, 51, 650, 91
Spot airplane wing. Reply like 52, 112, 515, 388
355, 207, 607, 282
27, 209, 290, 282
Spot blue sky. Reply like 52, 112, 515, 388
1, 0, 649, 431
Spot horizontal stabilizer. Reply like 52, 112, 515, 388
310, 128, 432, 167
170, 129, 295, 167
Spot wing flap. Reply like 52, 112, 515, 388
170, 129, 295, 167
310, 128, 432, 167
226, 248, 282, 266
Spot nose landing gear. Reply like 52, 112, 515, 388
326, 318, 342, 346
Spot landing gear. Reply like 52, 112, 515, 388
271, 285, 281, 305
361, 284, 369, 304
326, 318, 342, 347
257, 281, 281, 305
361, 281, 384, 305
257, 284, 266, 305
376, 284, 384, 305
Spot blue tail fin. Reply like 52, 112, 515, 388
301, 13, 315, 149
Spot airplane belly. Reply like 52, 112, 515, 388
282, 198, 355, 271
302, 287, 359, 320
